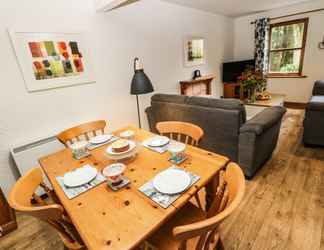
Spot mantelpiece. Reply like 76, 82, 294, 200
180, 74, 215, 96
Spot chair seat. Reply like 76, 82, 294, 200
147, 202, 207, 250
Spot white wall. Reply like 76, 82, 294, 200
233, 0, 324, 103
0, 0, 233, 195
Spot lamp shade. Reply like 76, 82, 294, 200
130, 69, 154, 95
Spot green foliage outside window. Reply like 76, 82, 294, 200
269, 19, 307, 75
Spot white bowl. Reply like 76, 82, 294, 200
102, 163, 126, 184
119, 130, 135, 139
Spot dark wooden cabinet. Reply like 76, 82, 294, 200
0, 187, 17, 237
223, 82, 245, 99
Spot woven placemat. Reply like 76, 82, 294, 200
139, 166, 200, 209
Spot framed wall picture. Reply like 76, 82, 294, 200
184, 36, 206, 67
8, 29, 95, 92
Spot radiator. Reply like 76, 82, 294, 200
11, 136, 65, 195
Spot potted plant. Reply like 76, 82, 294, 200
238, 68, 267, 103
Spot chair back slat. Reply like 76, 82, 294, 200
156, 121, 204, 146
57, 120, 107, 147
203, 228, 219, 250
185, 135, 189, 144
173, 163, 245, 249
196, 232, 208, 250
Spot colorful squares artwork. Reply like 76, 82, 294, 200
28, 42, 43, 57
69, 41, 81, 56
28, 40, 85, 80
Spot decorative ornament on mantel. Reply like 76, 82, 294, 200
319, 36, 324, 49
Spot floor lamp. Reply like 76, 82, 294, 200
130, 57, 154, 128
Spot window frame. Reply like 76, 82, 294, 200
267, 18, 309, 78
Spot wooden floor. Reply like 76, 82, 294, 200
0, 109, 323, 250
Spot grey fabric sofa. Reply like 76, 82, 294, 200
303, 80, 324, 146
146, 94, 286, 178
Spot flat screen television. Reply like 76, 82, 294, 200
222, 59, 255, 83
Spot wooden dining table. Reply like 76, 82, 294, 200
39, 126, 229, 250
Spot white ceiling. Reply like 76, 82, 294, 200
162, 0, 313, 17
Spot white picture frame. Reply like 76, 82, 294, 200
184, 36, 206, 67
8, 29, 95, 92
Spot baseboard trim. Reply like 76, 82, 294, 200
284, 102, 307, 109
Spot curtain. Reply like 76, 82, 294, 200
255, 18, 270, 75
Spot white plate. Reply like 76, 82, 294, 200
106, 140, 136, 155
63, 165, 98, 187
89, 134, 113, 145
153, 169, 191, 195
148, 136, 170, 147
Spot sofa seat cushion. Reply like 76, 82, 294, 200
307, 96, 324, 111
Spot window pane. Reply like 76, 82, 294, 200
270, 22, 304, 50
269, 49, 301, 73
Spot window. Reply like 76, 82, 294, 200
268, 18, 308, 77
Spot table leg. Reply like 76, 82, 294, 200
205, 170, 221, 211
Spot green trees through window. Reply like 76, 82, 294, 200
269, 18, 308, 76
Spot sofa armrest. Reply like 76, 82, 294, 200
306, 96, 324, 111
240, 106, 286, 135
312, 80, 324, 96
239, 106, 286, 178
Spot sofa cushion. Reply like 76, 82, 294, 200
312, 80, 324, 96
151, 94, 247, 123
187, 96, 246, 123
307, 96, 324, 111
151, 94, 188, 104
187, 96, 243, 110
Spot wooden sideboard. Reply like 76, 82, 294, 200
180, 74, 215, 96
0, 187, 17, 237
223, 82, 245, 99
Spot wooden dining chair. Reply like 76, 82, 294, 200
57, 120, 107, 147
156, 121, 204, 208
156, 121, 204, 146
8, 168, 85, 250
144, 162, 245, 250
